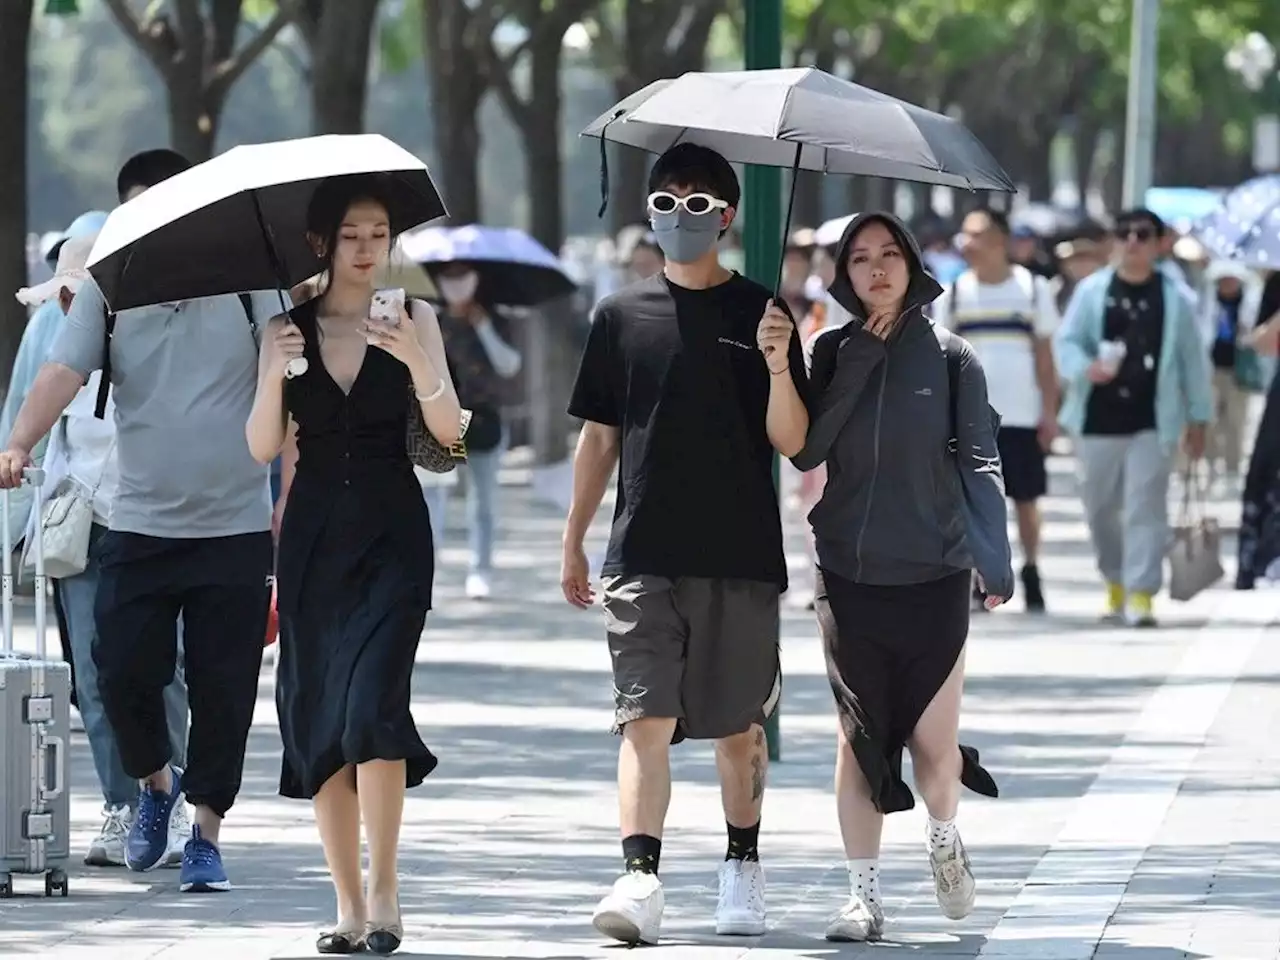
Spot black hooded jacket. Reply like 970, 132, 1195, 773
790, 212, 1014, 597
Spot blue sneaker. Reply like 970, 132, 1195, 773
125, 766, 183, 872
180, 825, 231, 893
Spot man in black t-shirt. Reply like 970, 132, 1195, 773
1055, 208, 1211, 627
561, 143, 810, 946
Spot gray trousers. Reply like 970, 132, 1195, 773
1076, 431, 1174, 595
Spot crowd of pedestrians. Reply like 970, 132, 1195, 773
4, 131, 1278, 956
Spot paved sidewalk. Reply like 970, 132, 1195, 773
1, 460, 1277, 959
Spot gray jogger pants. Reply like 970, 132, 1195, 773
1076, 430, 1174, 595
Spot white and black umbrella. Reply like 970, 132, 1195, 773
399, 224, 575, 307
583, 68, 1014, 287
87, 133, 448, 312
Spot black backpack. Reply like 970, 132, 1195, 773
93, 293, 256, 420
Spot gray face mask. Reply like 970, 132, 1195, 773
650, 208, 722, 264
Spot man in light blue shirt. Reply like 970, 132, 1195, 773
0, 149, 286, 894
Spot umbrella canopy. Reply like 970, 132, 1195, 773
582, 67, 1015, 192
87, 134, 447, 311
399, 224, 575, 307
1193, 175, 1280, 268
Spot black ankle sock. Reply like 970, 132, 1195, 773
622, 833, 662, 875
725, 820, 760, 862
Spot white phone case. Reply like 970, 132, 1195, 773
371, 288, 406, 326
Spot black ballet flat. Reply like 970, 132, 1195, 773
316, 929, 366, 955
363, 921, 403, 955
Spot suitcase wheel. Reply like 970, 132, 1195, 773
0, 873, 10, 898
44, 868, 68, 898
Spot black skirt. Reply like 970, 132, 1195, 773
815, 566, 998, 814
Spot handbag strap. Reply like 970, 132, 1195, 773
1178, 467, 1207, 526
88, 433, 117, 498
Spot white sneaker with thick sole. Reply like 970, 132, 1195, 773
164, 799, 192, 868
929, 834, 976, 920
84, 804, 132, 867
825, 895, 884, 941
714, 859, 767, 935
465, 572, 492, 600
592, 871, 664, 945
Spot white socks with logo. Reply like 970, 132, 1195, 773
846, 858, 881, 909
927, 815, 958, 852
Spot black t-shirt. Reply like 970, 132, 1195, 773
568, 271, 809, 588
1084, 274, 1165, 436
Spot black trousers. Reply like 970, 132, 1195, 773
93, 531, 272, 818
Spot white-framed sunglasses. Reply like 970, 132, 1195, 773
647, 191, 729, 217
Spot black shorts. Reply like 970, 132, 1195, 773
997, 426, 1047, 503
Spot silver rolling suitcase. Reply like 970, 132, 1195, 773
0, 467, 71, 898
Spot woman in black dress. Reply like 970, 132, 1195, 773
790, 213, 1012, 943
246, 175, 462, 955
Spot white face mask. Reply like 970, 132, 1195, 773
438, 272, 479, 305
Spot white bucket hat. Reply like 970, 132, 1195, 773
16, 231, 98, 307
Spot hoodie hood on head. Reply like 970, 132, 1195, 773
826, 211, 943, 321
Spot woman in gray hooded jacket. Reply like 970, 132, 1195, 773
791, 212, 1014, 942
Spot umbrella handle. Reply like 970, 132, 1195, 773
283, 316, 308, 378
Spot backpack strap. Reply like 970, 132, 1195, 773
238, 293, 257, 342
94, 307, 115, 420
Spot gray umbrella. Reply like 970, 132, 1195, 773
582, 67, 1015, 192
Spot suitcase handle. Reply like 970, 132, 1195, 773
2, 466, 46, 655
40, 733, 65, 802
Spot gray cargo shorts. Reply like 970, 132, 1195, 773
601, 573, 782, 743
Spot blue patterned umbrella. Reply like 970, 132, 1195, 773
398, 224, 575, 307
1193, 175, 1280, 268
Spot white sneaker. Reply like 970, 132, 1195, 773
715, 859, 767, 936
163, 798, 192, 868
84, 804, 132, 866
592, 871, 664, 945
465, 572, 492, 600
825, 895, 884, 942
929, 834, 976, 920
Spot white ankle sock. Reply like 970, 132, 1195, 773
846, 858, 880, 909
927, 816, 958, 851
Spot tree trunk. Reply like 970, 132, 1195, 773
523, 38, 566, 251
423, 0, 484, 223
308, 0, 380, 134
0, 0, 33, 388
1072, 115, 1103, 207
102, 0, 293, 163
166, 77, 222, 162
1018, 130, 1055, 203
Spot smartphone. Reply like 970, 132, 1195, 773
370, 288, 406, 326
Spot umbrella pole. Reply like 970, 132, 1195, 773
249, 190, 308, 378
773, 143, 804, 297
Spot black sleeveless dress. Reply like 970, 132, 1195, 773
275, 299, 438, 799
